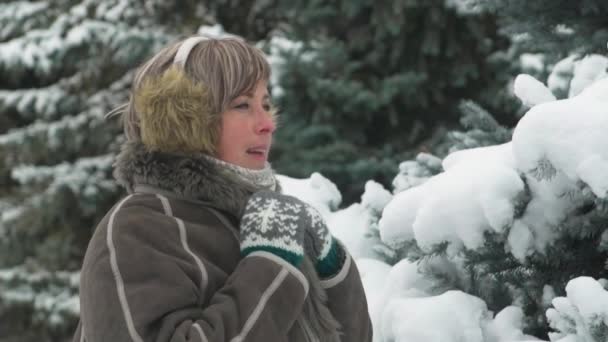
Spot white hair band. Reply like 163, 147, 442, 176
173, 36, 209, 67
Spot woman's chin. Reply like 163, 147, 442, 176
248, 161, 267, 170
246, 154, 267, 169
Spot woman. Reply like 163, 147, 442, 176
73, 35, 372, 342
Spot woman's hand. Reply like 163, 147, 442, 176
240, 190, 345, 276
301, 205, 346, 279
239, 191, 309, 267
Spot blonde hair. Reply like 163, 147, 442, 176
111, 35, 274, 154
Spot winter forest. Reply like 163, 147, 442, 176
0, 1, 607, 341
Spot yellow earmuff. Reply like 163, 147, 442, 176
134, 36, 219, 154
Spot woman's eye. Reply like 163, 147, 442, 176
263, 104, 272, 111
235, 103, 249, 109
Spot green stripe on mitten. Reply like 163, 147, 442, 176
302, 206, 346, 278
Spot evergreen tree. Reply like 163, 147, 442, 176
0, 1, 212, 340
474, 0, 608, 56
377, 63, 608, 340
434, 99, 514, 156
204, 0, 284, 41
262, 0, 518, 204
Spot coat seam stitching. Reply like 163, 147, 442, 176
155, 194, 210, 302
80, 323, 85, 342
106, 194, 144, 342
230, 268, 289, 342
246, 251, 309, 296
193, 323, 209, 342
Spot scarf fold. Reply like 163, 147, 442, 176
112, 140, 342, 342
200, 154, 278, 192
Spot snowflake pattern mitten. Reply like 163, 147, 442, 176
303, 205, 346, 279
239, 191, 308, 267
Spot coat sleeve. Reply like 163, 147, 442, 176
74, 203, 309, 342
321, 241, 373, 342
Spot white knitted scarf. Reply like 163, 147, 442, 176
201, 155, 278, 192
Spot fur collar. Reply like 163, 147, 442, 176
112, 140, 281, 218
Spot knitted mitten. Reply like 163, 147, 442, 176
302, 205, 346, 279
240, 191, 309, 267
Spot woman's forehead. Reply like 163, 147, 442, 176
237, 80, 269, 97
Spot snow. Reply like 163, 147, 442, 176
11, 155, 113, 186
547, 277, 608, 342
356, 258, 392, 299
377, 185, 422, 244
69, 3, 88, 18
568, 55, 608, 98
265, 35, 312, 98
0, 85, 72, 121
361, 180, 393, 215
355, 73, 608, 341
360, 257, 537, 342
377, 76, 607, 260
197, 24, 230, 39
0, 18, 161, 80
0, 266, 80, 330
101, 0, 130, 22
379, 290, 490, 342
260, 173, 494, 341
575, 75, 608, 102
505, 77, 608, 254
0, 1, 48, 20
376, 289, 539, 342
277, 172, 342, 216
379, 156, 524, 254
514, 74, 557, 107
365, 258, 435, 341
326, 203, 377, 258
0, 2, 49, 40
392, 153, 443, 193
91, 0, 147, 23
443, 142, 516, 170
576, 154, 608, 197
1, 206, 24, 224
563, 277, 608, 322
2, 155, 116, 233
0, 104, 104, 152
357, 258, 392, 332
507, 220, 534, 261
554, 24, 575, 36
485, 306, 528, 342
519, 53, 545, 74
443, 0, 485, 15
548, 56, 576, 98
2, 287, 35, 303
513, 78, 608, 189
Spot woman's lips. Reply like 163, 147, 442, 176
246, 146, 268, 160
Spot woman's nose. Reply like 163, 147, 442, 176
255, 106, 276, 134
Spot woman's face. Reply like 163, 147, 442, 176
216, 80, 276, 170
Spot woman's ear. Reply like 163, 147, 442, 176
134, 66, 219, 153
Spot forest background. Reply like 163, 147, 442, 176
0, 1, 607, 341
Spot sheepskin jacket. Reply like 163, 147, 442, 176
72, 141, 372, 342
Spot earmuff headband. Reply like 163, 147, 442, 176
173, 36, 209, 67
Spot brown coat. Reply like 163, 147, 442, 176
72, 141, 372, 341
